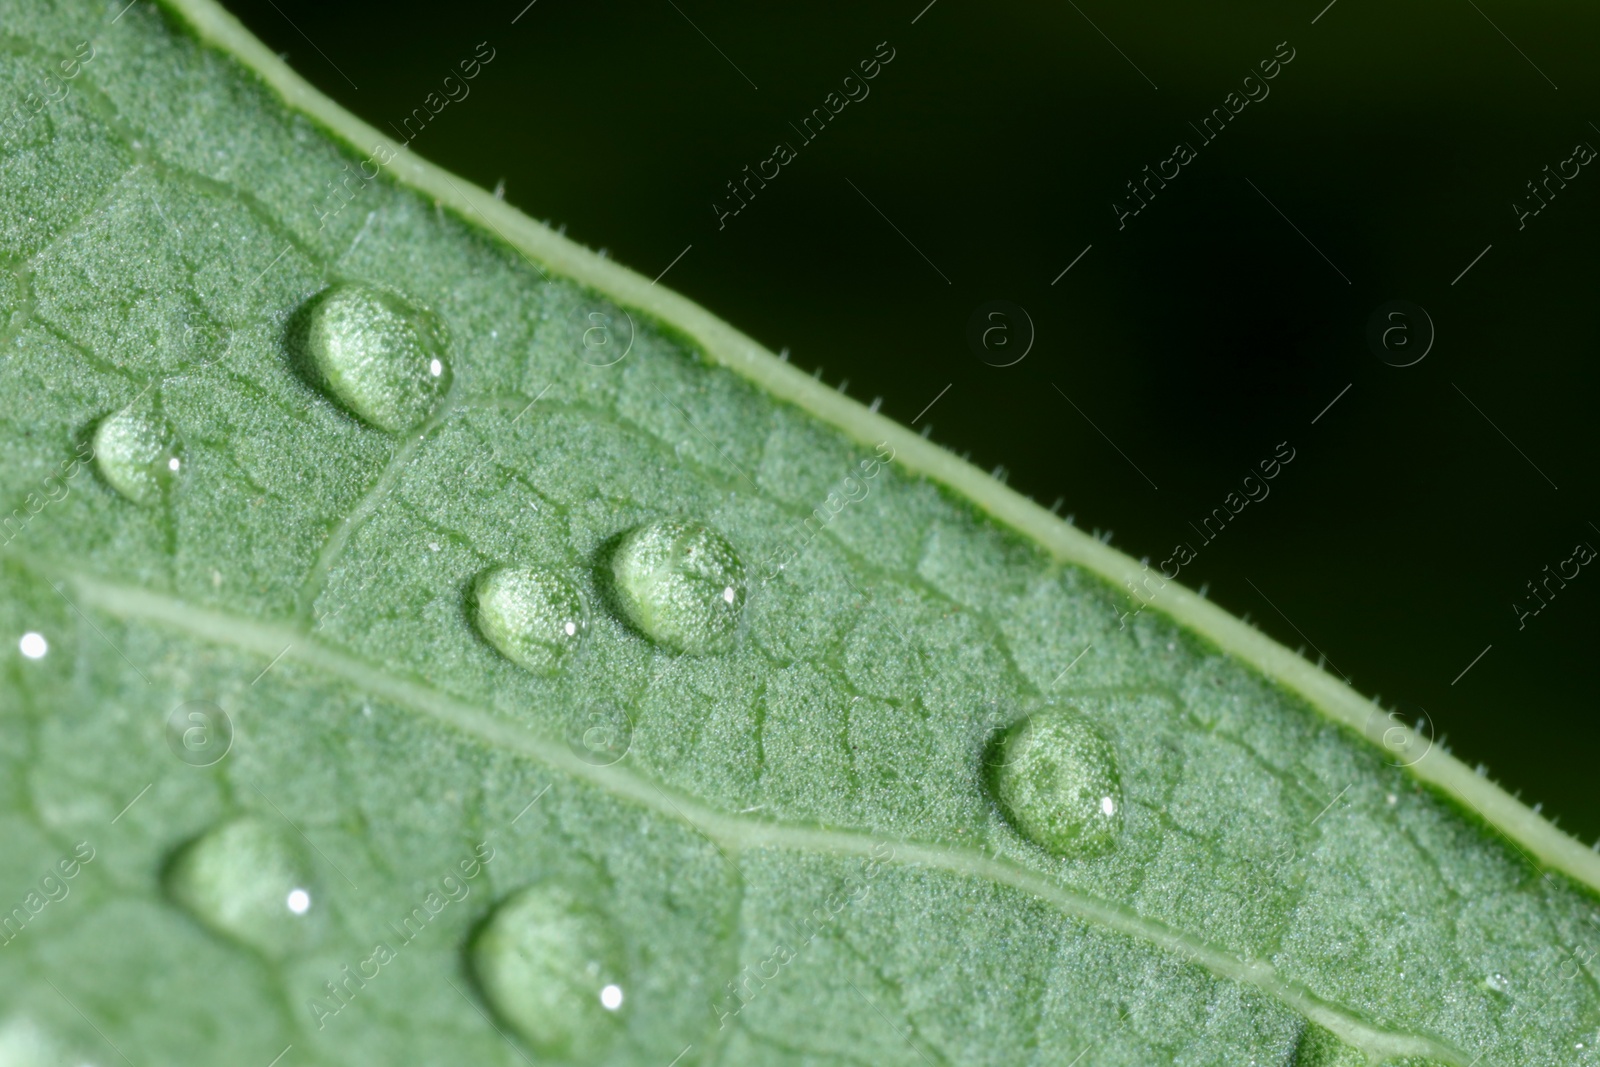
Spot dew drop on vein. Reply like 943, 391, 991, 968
471, 885, 626, 1061
163, 816, 319, 958
292, 282, 450, 432
93, 401, 184, 504
989, 707, 1123, 857
473, 565, 588, 674
605, 520, 746, 655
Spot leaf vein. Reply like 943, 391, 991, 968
59, 565, 1473, 1066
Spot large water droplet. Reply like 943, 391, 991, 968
292, 282, 450, 432
989, 707, 1122, 857
473, 565, 587, 674
93, 401, 183, 505
163, 816, 318, 957
605, 520, 746, 654
471, 885, 626, 1061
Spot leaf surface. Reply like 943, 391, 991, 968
0, 2, 1595, 1065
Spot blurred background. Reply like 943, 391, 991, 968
221, 0, 1600, 842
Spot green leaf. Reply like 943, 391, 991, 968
0, 2, 1595, 1064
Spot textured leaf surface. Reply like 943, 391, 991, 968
1, 3, 1597, 1065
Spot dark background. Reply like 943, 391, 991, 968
220, 0, 1600, 841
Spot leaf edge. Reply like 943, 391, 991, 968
144, 0, 1600, 895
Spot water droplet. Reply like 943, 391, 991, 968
1486, 971, 1510, 994
93, 401, 183, 505
605, 520, 746, 654
471, 884, 626, 1061
474, 566, 588, 674
989, 707, 1122, 857
291, 282, 450, 432
164, 816, 318, 957
17, 632, 47, 659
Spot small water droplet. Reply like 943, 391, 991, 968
291, 282, 451, 432
989, 707, 1122, 857
474, 566, 588, 674
164, 816, 318, 957
605, 520, 746, 654
18, 632, 47, 659
93, 401, 183, 505
471, 885, 626, 1061
1486, 972, 1510, 994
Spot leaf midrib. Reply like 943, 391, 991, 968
45, 559, 1467, 1065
